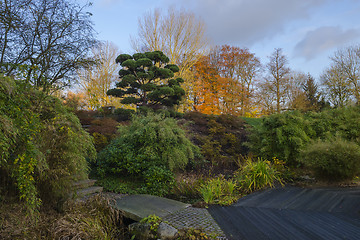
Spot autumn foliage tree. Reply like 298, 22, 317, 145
192, 56, 224, 114
192, 45, 260, 116
107, 51, 185, 110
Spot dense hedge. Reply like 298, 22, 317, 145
247, 111, 312, 166
300, 138, 360, 181
0, 75, 95, 215
248, 107, 360, 180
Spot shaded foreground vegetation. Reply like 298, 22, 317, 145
0, 75, 95, 215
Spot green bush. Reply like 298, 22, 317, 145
236, 157, 283, 193
0, 75, 95, 215
300, 138, 360, 181
248, 107, 360, 168
97, 176, 146, 194
97, 113, 200, 196
307, 106, 360, 143
143, 166, 175, 196
247, 111, 312, 166
113, 108, 135, 121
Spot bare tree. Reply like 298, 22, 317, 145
131, 8, 208, 111
0, 0, 96, 92
329, 45, 360, 104
264, 48, 291, 113
77, 41, 120, 110
132, 8, 207, 74
321, 65, 353, 107
286, 71, 307, 111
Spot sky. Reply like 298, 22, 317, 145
80, 0, 360, 80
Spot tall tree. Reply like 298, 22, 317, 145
0, 0, 96, 92
302, 73, 322, 111
192, 55, 224, 114
264, 48, 291, 113
107, 51, 185, 110
321, 65, 352, 107
329, 45, 360, 104
131, 8, 208, 110
217, 45, 261, 116
191, 45, 261, 116
77, 41, 120, 110
286, 71, 308, 111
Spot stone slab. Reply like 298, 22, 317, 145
76, 186, 103, 197
112, 194, 190, 221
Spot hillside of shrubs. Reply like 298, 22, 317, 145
1, 74, 360, 239
75, 103, 360, 208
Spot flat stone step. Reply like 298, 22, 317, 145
76, 186, 103, 198
72, 179, 97, 189
112, 194, 191, 221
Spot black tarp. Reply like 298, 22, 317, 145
209, 186, 360, 240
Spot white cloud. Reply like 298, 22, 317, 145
294, 26, 360, 60
171, 0, 327, 46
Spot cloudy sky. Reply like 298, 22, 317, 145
81, 0, 360, 79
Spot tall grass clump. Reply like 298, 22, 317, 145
236, 157, 283, 193
199, 176, 238, 205
52, 195, 124, 239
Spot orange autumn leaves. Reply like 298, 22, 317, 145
192, 45, 261, 116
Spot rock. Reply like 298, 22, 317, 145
157, 222, 179, 240
129, 222, 179, 240
300, 175, 315, 181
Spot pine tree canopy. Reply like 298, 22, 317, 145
107, 51, 185, 109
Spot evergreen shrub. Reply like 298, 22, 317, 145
97, 113, 200, 195
300, 138, 360, 181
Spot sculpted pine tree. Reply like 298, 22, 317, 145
107, 51, 185, 109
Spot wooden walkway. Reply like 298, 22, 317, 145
208, 186, 360, 240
